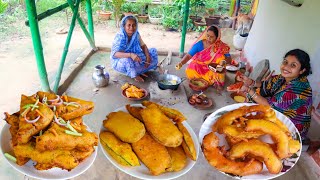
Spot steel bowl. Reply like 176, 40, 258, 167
157, 74, 186, 90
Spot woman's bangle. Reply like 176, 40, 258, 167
249, 79, 256, 88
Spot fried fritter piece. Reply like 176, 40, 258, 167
13, 141, 94, 171
103, 111, 145, 143
36, 91, 95, 120
176, 122, 197, 160
166, 146, 187, 172
4, 112, 20, 146
223, 125, 265, 141
202, 132, 263, 176
246, 120, 289, 159
142, 101, 186, 122
100, 131, 140, 166
125, 104, 143, 121
35, 120, 98, 152
17, 95, 54, 144
229, 139, 283, 174
132, 133, 171, 176
140, 104, 183, 147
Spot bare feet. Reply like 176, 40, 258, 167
134, 75, 144, 82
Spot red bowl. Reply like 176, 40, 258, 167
122, 88, 148, 101
189, 78, 209, 91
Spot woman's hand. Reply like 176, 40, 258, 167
145, 55, 151, 68
130, 53, 141, 63
175, 62, 183, 70
237, 74, 255, 87
238, 84, 250, 93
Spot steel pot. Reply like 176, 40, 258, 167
157, 74, 186, 90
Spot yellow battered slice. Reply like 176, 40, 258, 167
100, 131, 140, 166
142, 101, 186, 122
125, 104, 143, 121
103, 111, 145, 143
36, 91, 94, 120
176, 122, 197, 160
166, 146, 187, 172
140, 104, 183, 147
4, 112, 20, 146
35, 120, 98, 152
131, 133, 171, 175
17, 95, 54, 144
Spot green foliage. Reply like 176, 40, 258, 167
0, 0, 8, 14
136, 0, 152, 15
205, 0, 219, 9
121, 2, 139, 14
148, 5, 163, 18
111, 0, 125, 27
36, 0, 66, 14
162, 5, 181, 30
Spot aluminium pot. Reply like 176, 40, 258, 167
157, 74, 186, 90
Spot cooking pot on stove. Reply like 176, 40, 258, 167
157, 74, 186, 90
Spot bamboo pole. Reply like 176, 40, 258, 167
53, 0, 81, 93
86, 0, 95, 43
25, 0, 51, 92
25, 2, 69, 26
179, 0, 190, 58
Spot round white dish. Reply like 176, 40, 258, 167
0, 124, 97, 180
199, 103, 302, 180
100, 104, 199, 180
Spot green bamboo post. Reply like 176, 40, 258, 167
179, 0, 190, 57
86, 0, 95, 43
53, 0, 81, 93
26, 0, 51, 92
69, 1, 96, 49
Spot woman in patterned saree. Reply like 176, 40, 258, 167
110, 15, 158, 82
237, 49, 313, 140
175, 25, 231, 90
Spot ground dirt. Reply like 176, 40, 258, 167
0, 16, 236, 118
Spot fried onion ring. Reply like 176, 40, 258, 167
245, 120, 289, 159
229, 139, 283, 174
202, 132, 263, 176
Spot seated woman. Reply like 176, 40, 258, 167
110, 15, 158, 82
236, 49, 312, 140
175, 25, 231, 89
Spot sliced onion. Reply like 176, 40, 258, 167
48, 95, 60, 102
42, 96, 47, 104
48, 98, 64, 108
63, 102, 81, 107
24, 114, 40, 124
54, 115, 67, 126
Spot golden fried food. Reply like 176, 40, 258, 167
125, 85, 145, 98
37, 91, 94, 120
233, 95, 246, 103
289, 139, 301, 154
202, 132, 263, 176
4, 112, 20, 146
229, 139, 283, 174
245, 120, 289, 159
132, 133, 171, 176
142, 101, 186, 123
100, 131, 140, 166
103, 111, 145, 143
13, 141, 94, 171
176, 122, 197, 160
222, 125, 265, 141
140, 104, 183, 147
212, 105, 276, 134
35, 120, 98, 152
17, 95, 54, 144
125, 104, 143, 121
166, 146, 187, 172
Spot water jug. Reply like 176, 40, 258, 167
92, 65, 109, 87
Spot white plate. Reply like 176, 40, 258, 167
226, 65, 239, 72
199, 103, 302, 180
0, 124, 97, 180
100, 104, 199, 180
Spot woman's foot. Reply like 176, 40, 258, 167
134, 75, 144, 82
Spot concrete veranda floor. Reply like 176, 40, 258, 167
25, 51, 320, 179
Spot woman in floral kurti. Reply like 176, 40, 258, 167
237, 49, 312, 140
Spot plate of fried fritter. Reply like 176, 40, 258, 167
1, 92, 98, 179
99, 101, 199, 180
199, 103, 302, 179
